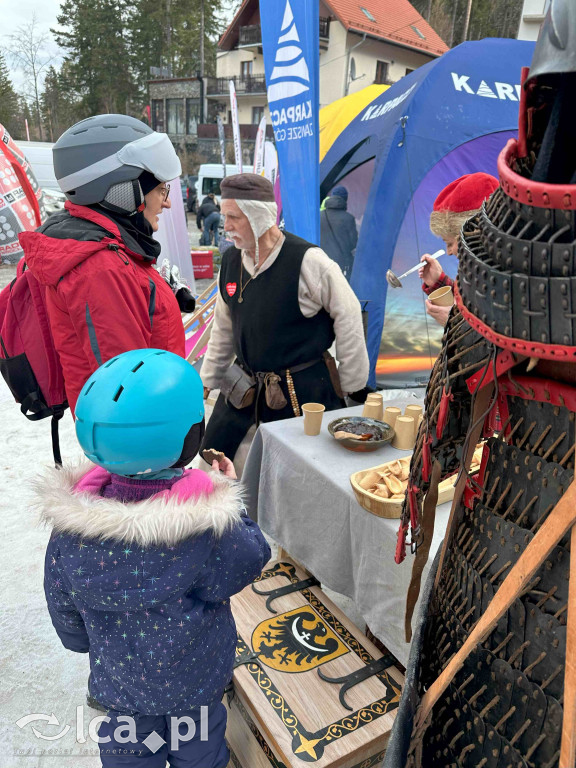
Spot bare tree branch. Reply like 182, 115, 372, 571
7, 13, 58, 140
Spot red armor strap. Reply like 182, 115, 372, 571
395, 523, 408, 564
409, 484, 420, 532
455, 284, 576, 362
466, 348, 522, 394
498, 138, 576, 210
498, 375, 576, 411
422, 433, 432, 483
436, 387, 453, 440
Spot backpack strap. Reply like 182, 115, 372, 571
51, 405, 65, 468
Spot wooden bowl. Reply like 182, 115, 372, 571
350, 456, 456, 518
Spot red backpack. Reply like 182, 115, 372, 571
0, 257, 68, 465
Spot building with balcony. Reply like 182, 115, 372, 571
211, 0, 448, 124
517, 0, 549, 41
148, 77, 203, 138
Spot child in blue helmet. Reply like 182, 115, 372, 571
38, 349, 271, 768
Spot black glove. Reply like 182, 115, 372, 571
175, 287, 196, 312
347, 386, 376, 404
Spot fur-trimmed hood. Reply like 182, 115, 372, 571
37, 462, 255, 613
34, 462, 245, 547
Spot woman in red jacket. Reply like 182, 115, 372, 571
20, 114, 186, 412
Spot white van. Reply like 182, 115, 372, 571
17, 141, 58, 189
17, 140, 66, 214
196, 164, 238, 205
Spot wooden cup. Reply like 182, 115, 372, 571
302, 403, 325, 436
362, 401, 383, 420
392, 416, 416, 450
405, 404, 423, 432
363, 393, 384, 421
383, 406, 402, 429
428, 286, 454, 306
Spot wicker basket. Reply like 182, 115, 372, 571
350, 456, 456, 519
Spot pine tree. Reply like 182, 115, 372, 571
127, 0, 227, 105
41, 64, 80, 141
52, 0, 135, 115
0, 52, 22, 137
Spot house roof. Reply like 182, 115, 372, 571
219, 0, 448, 58
329, 0, 448, 57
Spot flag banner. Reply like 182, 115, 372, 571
229, 80, 243, 173
0, 124, 43, 264
217, 115, 227, 178
263, 140, 278, 186
261, 0, 320, 243
253, 116, 267, 174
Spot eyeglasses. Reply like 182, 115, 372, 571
160, 184, 170, 202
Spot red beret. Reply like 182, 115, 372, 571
221, 173, 275, 202
433, 173, 499, 213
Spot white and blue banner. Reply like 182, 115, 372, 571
261, 0, 320, 243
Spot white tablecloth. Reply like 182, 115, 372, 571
241, 402, 451, 667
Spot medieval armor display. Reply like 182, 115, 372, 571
388, 4, 576, 766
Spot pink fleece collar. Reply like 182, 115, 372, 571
74, 467, 214, 501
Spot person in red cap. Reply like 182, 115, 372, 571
419, 172, 499, 325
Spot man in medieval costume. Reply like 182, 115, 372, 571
384, 2, 576, 766
200, 173, 370, 460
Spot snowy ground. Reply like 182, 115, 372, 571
0, 260, 364, 767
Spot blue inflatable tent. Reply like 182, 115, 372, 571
320, 38, 535, 387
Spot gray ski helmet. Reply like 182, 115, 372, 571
525, 0, 576, 86
53, 114, 181, 206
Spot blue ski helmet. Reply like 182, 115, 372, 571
75, 349, 204, 474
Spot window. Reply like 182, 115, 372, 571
186, 98, 201, 134
202, 177, 223, 196
151, 100, 164, 132
252, 106, 264, 124
360, 7, 376, 22
410, 25, 426, 39
375, 61, 389, 85
241, 60, 253, 78
166, 99, 185, 134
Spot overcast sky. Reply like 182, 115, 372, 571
3, 0, 237, 92
3, 0, 63, 90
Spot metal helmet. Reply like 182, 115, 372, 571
525, 0, 576, 86
75, 349, 204, 475
53, 114, 181, 208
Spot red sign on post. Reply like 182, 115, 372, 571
191, 250, 214, 279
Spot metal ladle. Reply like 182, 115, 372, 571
386, 249, 445, 288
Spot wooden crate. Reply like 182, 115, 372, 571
227, 559, 404, 768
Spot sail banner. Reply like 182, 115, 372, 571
261, 0, 320, 242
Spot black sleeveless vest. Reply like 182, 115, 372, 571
219, 233, 335, 373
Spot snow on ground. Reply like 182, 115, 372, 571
0, 264, 364, 767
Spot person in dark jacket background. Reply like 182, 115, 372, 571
320, 186, 358, 280
196, 193, 221, 246
39, 349, 271, 768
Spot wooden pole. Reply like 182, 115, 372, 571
559, 445, 576, 766
462, 0, 473, 41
